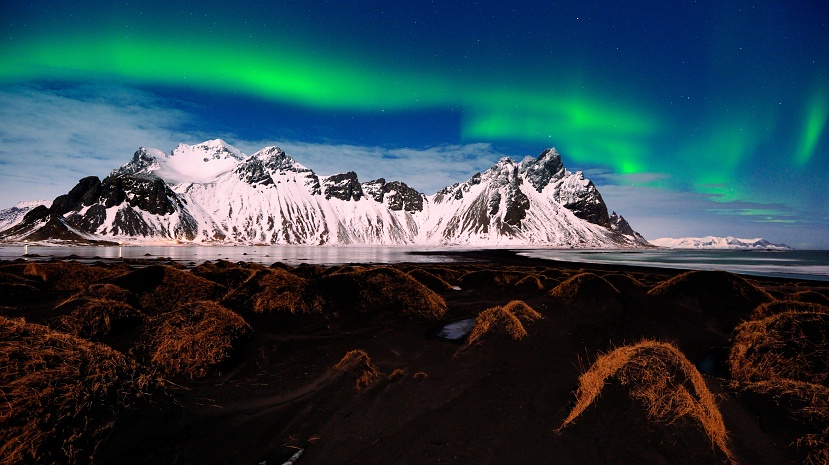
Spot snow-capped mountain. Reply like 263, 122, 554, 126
650, 236, 792, 250
0, 140, 649, 247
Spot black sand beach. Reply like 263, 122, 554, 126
2, 251, 828, 464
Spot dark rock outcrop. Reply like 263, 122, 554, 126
323, 172, 364, 201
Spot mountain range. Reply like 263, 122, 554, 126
0, 139, 649, 247
650, 236, 792, 250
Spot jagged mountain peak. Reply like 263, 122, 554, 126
172, 139, 245, 161
518, 148, 566, 192
249, 146, 312, 173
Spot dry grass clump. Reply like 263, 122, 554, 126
191, 260, 263, 293
735, 379, 829, 422
603, 273, 647, 295
0, 271, 40, 299
729, 311, 829, 386
316, 267, 447, 320
648, 270, 773, 314
798, 426, 829, 465
290, 263, 326, 279
786, 290, 829, 306
752, 300, 828, 319
56, 298, 145, 341
514, 274, 544, 292
75, 283, 138, 307
420, 267, 463, 284
549, 272, 620, 300
387, 368, 407, 381
253, 269, 323, 315
111, 265, 226, 315
458, 269, 526, 289
0, 316, 154, 465
558, 340, 733, 463
465, 300, 542, 346
407, 268, 454, 292
333, 349, 383, 390
23, 261, 126, 292
138, 301, 251, 379
730, 308, 829, 463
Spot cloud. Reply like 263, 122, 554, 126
0, 84, 211, 207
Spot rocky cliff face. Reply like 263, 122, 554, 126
0, 141, 649, 247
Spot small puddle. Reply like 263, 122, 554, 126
427, 318, 476, 342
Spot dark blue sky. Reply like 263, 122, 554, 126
1, 0, 827, 246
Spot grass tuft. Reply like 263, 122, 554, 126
333, 349, 383, 390
466, 300, 542, 346
137, 301, 251, 379
558, 340, 733, 463
729, 311, 829, 386
0, 316, 155, 465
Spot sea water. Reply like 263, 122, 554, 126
1, 245, 827, 281
516, 248, 829, 281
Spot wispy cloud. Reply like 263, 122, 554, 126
0, 84, 209, 206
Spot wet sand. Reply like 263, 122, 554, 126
1, 251, 828, 464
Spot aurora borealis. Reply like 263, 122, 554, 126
1, 1, 827, 247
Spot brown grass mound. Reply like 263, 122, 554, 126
648, 270, 773, 315
255, 269, 323, 314
466, 300, 542, 346
407, 268, 454, 292
315, 267, 447, 320
734, 380, 829, 464
138, 301, 251, 379
224, 268, 324, 317
514, 274, 544, 291
291, 263, 326, 279
752, 300, 829, 319
458, 269, 526, 289
111, 265, 226, 315
787, 290, 829, 306
420, 267, 463, 284
0, 316, 154, 465
0, 271, 40, 299
549, 272, 620, 300
56, 298, 145, 341
729, 311, 829, 386
333, 349, 383, 390
23, 261, 126, 292
191, 260, 263, 293
558, 340, 733, 463
736, 379, 829, 422
75, 283, 139, 307
603, 273, 647, 295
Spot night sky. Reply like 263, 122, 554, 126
1, 1, 827, 247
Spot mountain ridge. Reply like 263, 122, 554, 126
0, 140, 650, 247
650, 236, 792, 250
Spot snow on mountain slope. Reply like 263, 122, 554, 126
0, 200, 53, 232
0, 141, 649, 247
115, 139, 245, 184
650, 236, 792, 250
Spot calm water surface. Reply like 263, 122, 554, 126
1, 245, 827, 281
